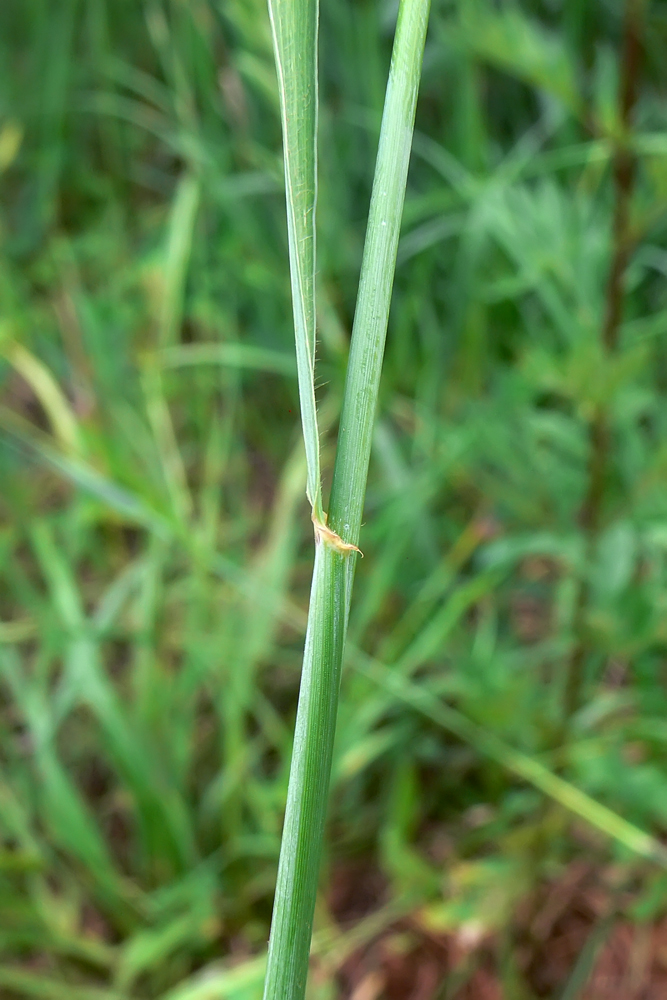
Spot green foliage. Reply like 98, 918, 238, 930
1, 0, 667, 997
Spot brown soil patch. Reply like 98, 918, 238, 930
331, 861, 667, 998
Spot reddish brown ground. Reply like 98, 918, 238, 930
329, 861, 667, 999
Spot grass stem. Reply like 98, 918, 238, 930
562, 0, 643, 723
263, 1, 431, 996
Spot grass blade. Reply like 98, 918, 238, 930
0, 967, 129, 1000
356, 654, 667, 868
328, 0, 431, 548
268, 0, 321, 518
159, 171, 200, 348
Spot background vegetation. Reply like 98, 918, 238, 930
1, 0, 667, 996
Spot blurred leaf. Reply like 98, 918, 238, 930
419, 856, 529, 938
460, 1, 582, 114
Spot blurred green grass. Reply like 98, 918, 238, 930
2, 0, 667, 997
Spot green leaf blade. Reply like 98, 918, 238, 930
329, 0, 431, 548
268, 0, 322, 517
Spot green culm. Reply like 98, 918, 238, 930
263, 0, 431, 996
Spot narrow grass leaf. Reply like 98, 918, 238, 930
328, 0, 432, 550
2, 341, 83, 455
0, 968, 130, 1000
357, 654, 667, 867
161, 956, 266, 1000
157, 343, 296, 376
159, 172, 200, 348
268, 0, 321, 517
0, 406, 173, 536
557, 915, 614, 1000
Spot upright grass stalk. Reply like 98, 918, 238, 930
562, 0, 643, 723
263, 2, 431, 997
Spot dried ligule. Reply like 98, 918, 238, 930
312, 513, 363, 556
